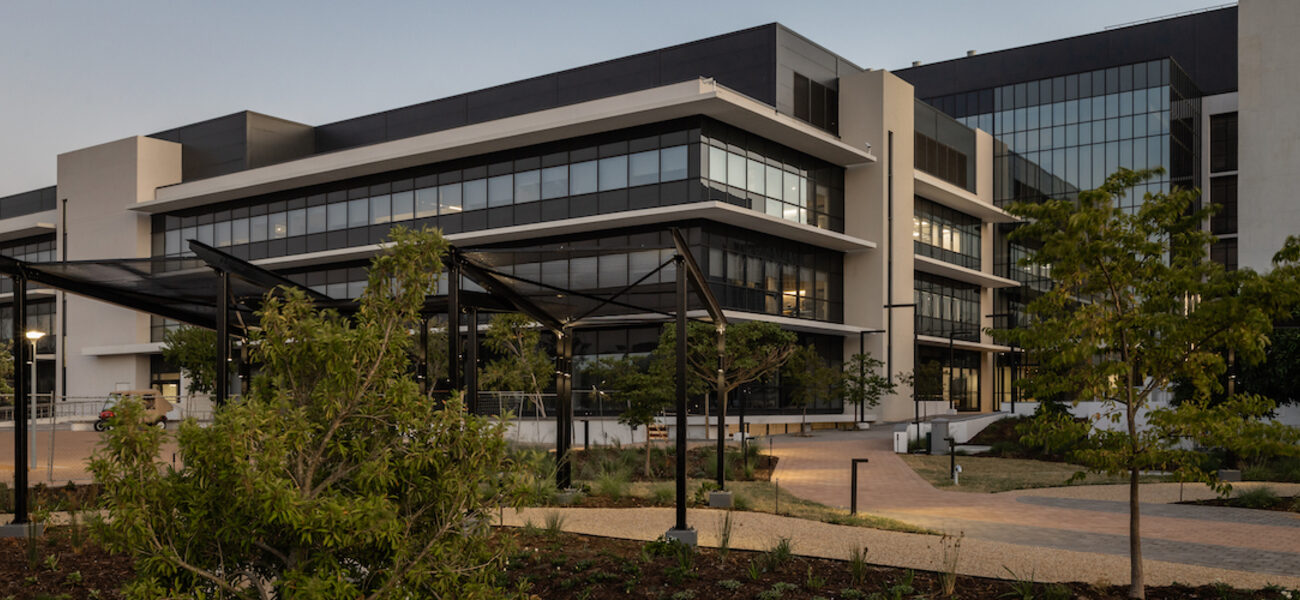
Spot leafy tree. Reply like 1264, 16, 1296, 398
842, 353, 895, 417
0, 341, 12, 397
480, 312, 553, 419
584, 355, 672, 477
996, 167, 1300, 599
161, 325, 217, 397
656, 320, 797, 428
90, 226, 528, 599
1237, 324, 1300, 406
784, 344, 842, 435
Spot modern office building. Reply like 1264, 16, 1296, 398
1, 2, 1293, 433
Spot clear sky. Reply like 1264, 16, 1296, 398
0, 0, 1225, 197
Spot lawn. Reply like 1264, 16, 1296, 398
900, 454, 1171, 493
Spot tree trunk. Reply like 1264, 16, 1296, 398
1127, 391, 1144, 599
1129, 465, 1143, 598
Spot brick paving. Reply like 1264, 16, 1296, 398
769, 427, 1300, 578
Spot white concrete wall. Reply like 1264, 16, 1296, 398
57, 136, 182, 399
1238, 0, 1300, 271
839, 69, 918, 423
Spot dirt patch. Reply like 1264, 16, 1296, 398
0, 526, 131, 600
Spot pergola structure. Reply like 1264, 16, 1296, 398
0, 228, 725, 541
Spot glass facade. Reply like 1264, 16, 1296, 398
914, 100, 976, 192
153, 119, 846, 264
1209, 112, 1238, 270
926, 59, 1201, 210
0, 235, 56, 294
917, 345, 981, 412
0, 300, 56, 354
913, 197, 981, 270
914, 273, 980, 342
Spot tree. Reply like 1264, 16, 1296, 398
996, 167, 1300, 599
480, 312, 553, 419
842, 353, 895, 418
584, 355, 672, 477
161, 325, 217, 397
784, 344, 842, 435
90, 226, 528, 599
656, 320, 797, 426
0, 341, 12, 397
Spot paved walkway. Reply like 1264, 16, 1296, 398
0, 430, 179, 487
768, 428, 1300, 579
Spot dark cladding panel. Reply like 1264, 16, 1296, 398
896, 6, 1237, 97
385, 95, 471, 141
659, 24, 777, 105
466, 73, 561, 123
246, 113, 314, 170
315, 114, 388, 154
0, 186, 57, 219
150, 113, 251, 182
556, 51, 661, 106
775, 25, 861, 120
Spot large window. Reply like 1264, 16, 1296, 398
913, 197, 980, 270
1209, 112, 1238, 173
914, 273, 980, 342
917, 346, 981, 411
792, 72, 839, 134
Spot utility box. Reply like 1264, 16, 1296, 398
930, 419, 951, 455
893, 430, 908, 453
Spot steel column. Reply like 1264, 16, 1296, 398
466, 308, 478, 414
555, 328, 573, 490
447, 261, 460, 392
715, 326, 726, 489
11, 275, 28, 524
673, 255, 688, 531
215, 270, 229, 406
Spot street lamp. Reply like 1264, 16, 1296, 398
25, 330, 44, 470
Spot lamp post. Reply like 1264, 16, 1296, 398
25, 330, 44, 470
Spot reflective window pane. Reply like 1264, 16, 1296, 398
287, 208, 307, 236
370, 195, 391, 224
708, 146, 728, 183
628, 150, 659, 187
463, 179, 487, 211
541, 166, 568, 199
746, 158, 765, 195
268, 212, 287, 239
231, 218, 250, 245
570, 161, 597, 195
327, 203, 347, 231
598, 156, 627, 191
307, 206, 327, 234
348, 199, 368, 228
391, 190, 414, 222
437, 183, 461, 215
727, 152, 746, 188
250, 215, 268, 242
214, 221, 231, 247
660, 146, 687, 181
515, 169, 540, 203
488, 174, 513, 207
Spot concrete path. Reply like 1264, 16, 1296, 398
0, 430, 179, 487
768, 428, 1300, 579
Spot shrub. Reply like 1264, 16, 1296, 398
649, 483, 674, 505
1235, 486, 1280, 509
593, 466, 631, 499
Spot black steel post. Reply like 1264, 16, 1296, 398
948, 437, 956, 480
215, 270, 229, 406
555, 328, 573, 490
948, 334, 955, 410
715, 325, 726, 490
12, 275, 28, 525
447, 260, 460, 392
673, 255, 688, 532
583, 419, 589, 451
850, 458, 869, 515
466, 308, 478, 414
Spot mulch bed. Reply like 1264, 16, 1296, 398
504, 530, 1292, 599
0, 527, 1290, 599
0, 526, 130, 600
1178, 496, 1300, 513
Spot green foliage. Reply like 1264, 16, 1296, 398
89, 226, 529, 599
1235, 486, 1280, 509
592, 465, 631, 499
657, 319, 798, 398
995, 168, 1300, 596
762, 537, 793, 571
161, 326, 217, 395
847, 545, 868, 586
784, 344, 842, 434
481, 313, 554, 417
650, 483, 674, 505
718, 579, 742, 591
843, 353, 895, 411
0, 342, 12, 396
585, 355, 673, 477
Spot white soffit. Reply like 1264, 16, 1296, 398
0, 210, 57, 242
134, 79, 876, 214
914, 171, 1016, 223
913, 255, 1019, 289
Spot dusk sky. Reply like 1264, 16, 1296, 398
0, 0, 1224, 197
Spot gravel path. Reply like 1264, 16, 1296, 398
502, 506, 1300, 589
